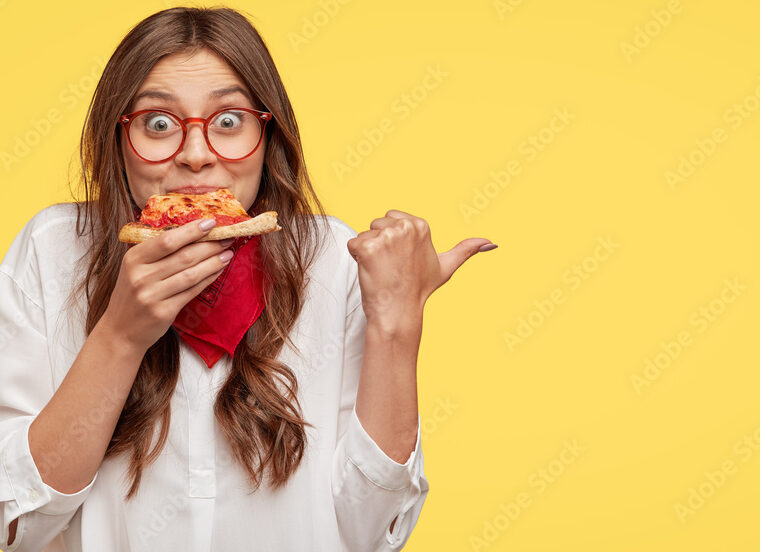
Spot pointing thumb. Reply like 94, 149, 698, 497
438, 238, 496, 282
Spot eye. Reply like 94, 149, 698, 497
212, 110, 243, 130
143, 113, 179, 133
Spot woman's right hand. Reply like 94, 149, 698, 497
100, 218, 234, 353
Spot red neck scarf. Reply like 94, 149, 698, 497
172, 234, 267, 368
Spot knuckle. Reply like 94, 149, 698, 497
177, 249, 194, 265
124, 265, 143, 286
413, 218, 428, 233
134, 289, 152, 309
397, 218, 414, 233
160, 233, 178, 252
131, 272, 149, 291
180, 268, 197, 287
347, 241, 363, 259
147, 303, 168, 324
362, 240, 379, 255
122, 247, 135, 264
122, 250, 139, 271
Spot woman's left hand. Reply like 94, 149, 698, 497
346, 209, 496, 331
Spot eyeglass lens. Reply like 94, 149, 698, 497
128, 110, 264, 161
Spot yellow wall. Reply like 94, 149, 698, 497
1, 1, 758, 550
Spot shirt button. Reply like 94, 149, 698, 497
29, 488, 39, 502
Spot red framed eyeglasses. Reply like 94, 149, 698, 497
119, 107, 273, 163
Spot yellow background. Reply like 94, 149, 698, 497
1, 1, 758, 550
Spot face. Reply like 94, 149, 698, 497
121, 47, 266, 212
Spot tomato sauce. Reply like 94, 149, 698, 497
140, 211, 250, 228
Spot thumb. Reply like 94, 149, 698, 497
437, 238, 496, 282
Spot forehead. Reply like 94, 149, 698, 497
133, 48, 253, 106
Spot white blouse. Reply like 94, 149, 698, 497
0, 203, 428, 552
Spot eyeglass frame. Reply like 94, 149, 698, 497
118, 107, 273, 163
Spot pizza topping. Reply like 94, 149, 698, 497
138, 188, 251, 228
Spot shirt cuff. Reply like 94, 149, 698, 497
1, 417, 98, 517
344, 406, 422, 491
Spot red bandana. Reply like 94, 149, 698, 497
172, 234, 267, 368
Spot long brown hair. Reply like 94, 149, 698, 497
64, 6, 328, 499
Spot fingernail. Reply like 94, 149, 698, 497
219, 250, 234, 263
478, 243, 498, 252
199, 218, 216, 231
220, 238, 235, 247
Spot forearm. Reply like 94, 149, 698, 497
354, 310, 423, 465
28, 317, 146, 494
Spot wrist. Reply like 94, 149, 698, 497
365, 305, 424, 343
95, 313, 148, 360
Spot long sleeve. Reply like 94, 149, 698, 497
331, 249, 430, 552
0, 226, 97, 551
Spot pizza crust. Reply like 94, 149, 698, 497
118, 211, 282, 244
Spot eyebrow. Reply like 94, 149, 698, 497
132, 86, 254, 105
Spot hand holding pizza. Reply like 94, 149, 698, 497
346, 209, 496, 330
100, 218, 234, 353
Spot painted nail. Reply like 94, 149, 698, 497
220, 238, 235, 247
219, 250, 234, 263
199, 218, 216, 231
478, 243, 498, 252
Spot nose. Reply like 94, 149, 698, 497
174, 123, 216, 170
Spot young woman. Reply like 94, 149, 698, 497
0, 7, 496, 551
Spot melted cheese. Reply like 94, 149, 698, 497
139, 188, 251, 228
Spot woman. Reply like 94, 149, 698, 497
0, 6, 496, 551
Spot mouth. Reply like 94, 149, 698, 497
170, 186, 221, 194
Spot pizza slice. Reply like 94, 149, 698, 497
118, 188, 281, 244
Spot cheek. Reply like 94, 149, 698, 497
228, 158, 265, 211
229, 151, 265, 182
